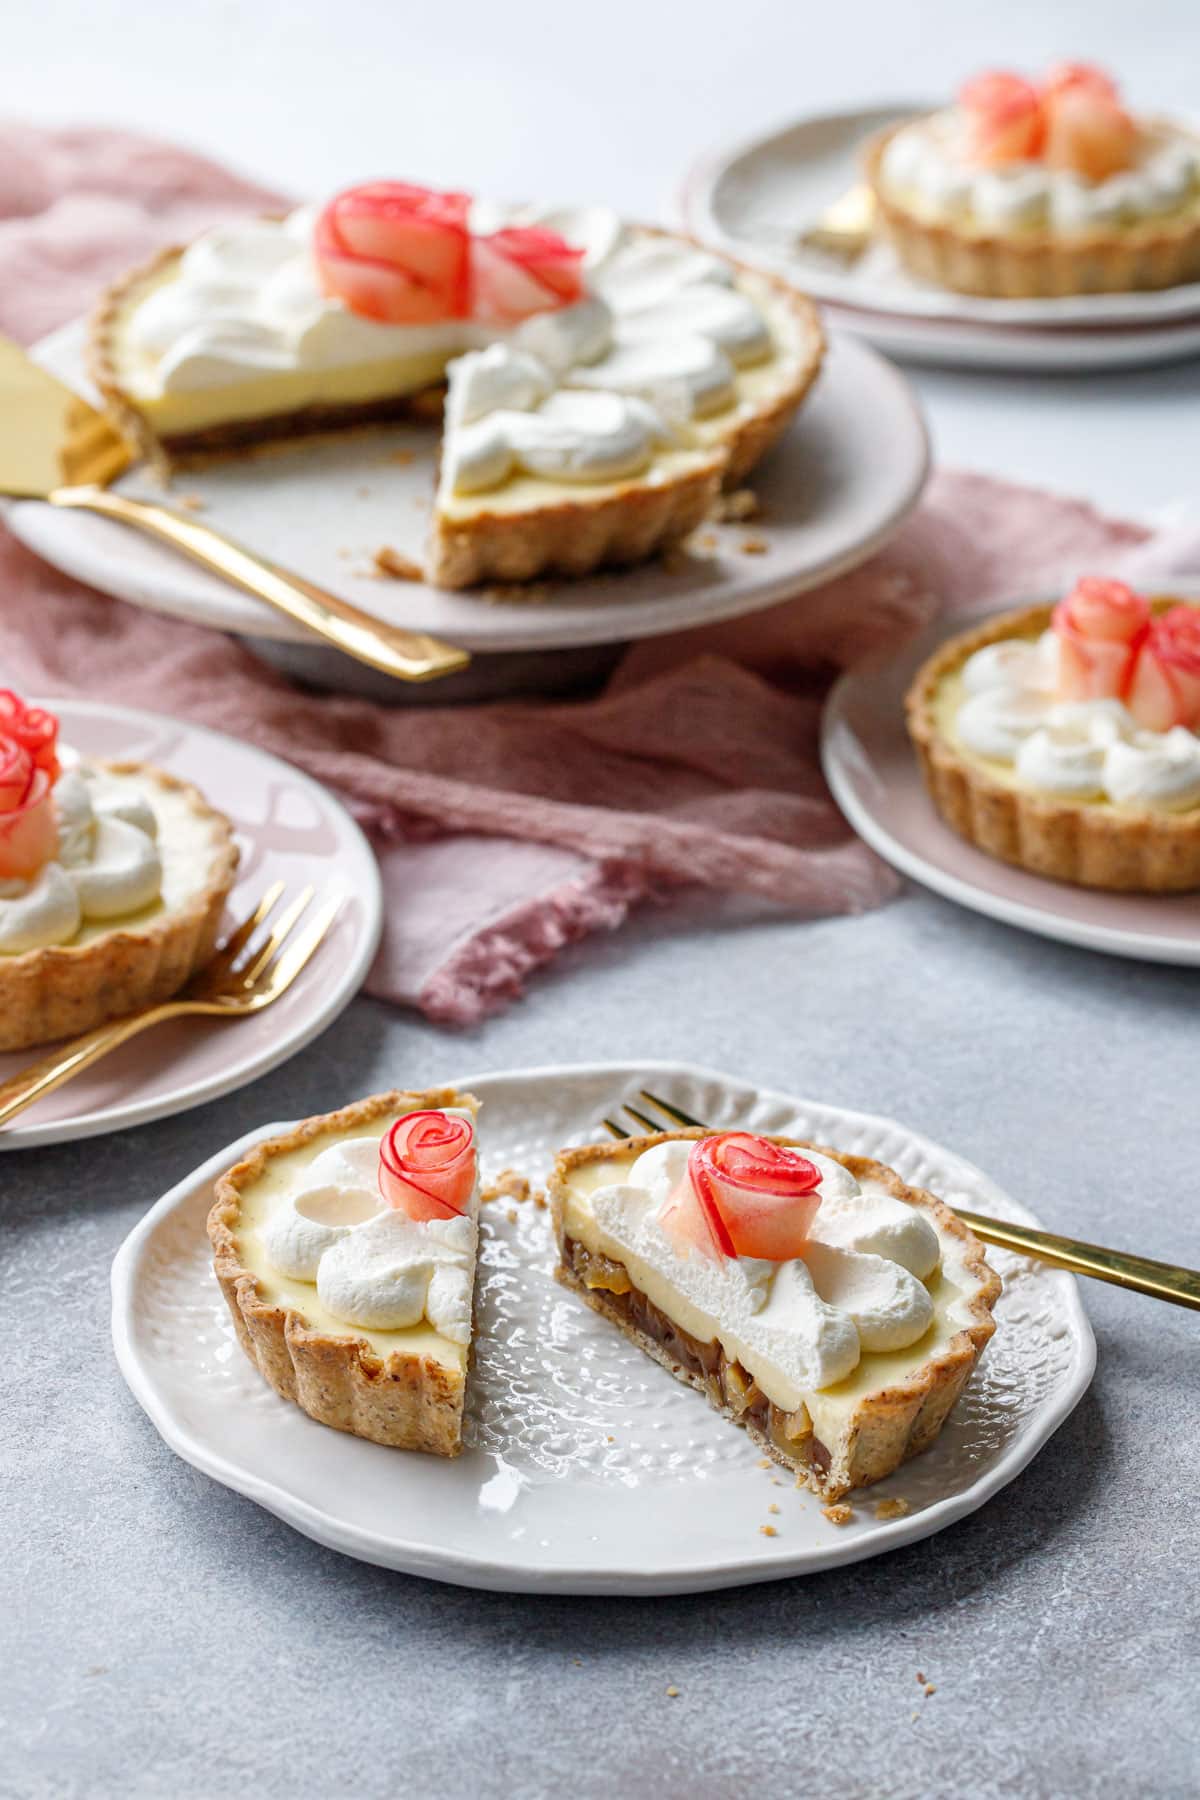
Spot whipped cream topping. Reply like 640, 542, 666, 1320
0, 765, 163, 955
120, 200, 778, 496
953, 631, 1200, 809
259, 1125, 478, 1342
881, 112, 1200, 232
584, 1141, 939, 1409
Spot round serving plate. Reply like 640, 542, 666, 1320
682, 102, 1200, 372
0, 698, 382, 1149
3, 321, 929, 694
111, 1059, 1094, 1596
821, 599, 1200, 965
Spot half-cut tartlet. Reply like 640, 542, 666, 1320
907, 582, 1200, 890
550, 1129, 1000, 1500
0, 694, 237, 1052
866, 64, 1200, 297
90, 183, 823, 589
208, 1089, 481, 1456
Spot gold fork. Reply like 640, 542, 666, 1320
0, 881, 341, 1128
601, 1089, 1200, 1312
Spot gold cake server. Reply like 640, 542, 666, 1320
0, 335, 468, 682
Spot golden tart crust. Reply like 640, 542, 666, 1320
208, 1088, 481, 1457
550, 1130, 1000, 1502
0, 762, 237, 1054
907, 601, 1200, 892
88, 229, 824, 590
864, 121, 1200, 299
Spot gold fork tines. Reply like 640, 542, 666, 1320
0, 884, 341, 1129
602, 1088, 1200, 1312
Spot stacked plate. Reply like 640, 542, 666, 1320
684, 102, 1200, 372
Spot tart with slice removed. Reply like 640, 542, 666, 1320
550, 1128, 1000, 1500
90, 182, 823, 589
208, 1089, 481, 1455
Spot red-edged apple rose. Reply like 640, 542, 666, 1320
0, 697, 59, 881
1053, 578, 1150, 702
378, 1110, 476, 1221
0, 690, 60, 782
959, 72, 1046, 165
471, 227, 585, 326
1042, 61, 1122, 105
1126, 605, 1200, 731
661, 1133, 824, 1263
1042, 70, 1135, 180
315, 183, 471, 324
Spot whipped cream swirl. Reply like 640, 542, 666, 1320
585, 1141, 939, 1408
881, 112, 1200, 232
260, 1130, 478, 1342
953, 631, 1200, 809
0, 765, 163, 955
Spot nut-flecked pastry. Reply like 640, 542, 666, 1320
907, 580, 1200, 891
208, 1090, 481, 1456
0, 692, 237, 1051
866, 62, 1200, 297
90, 182, 823, 589
550, 1127, 999, 1501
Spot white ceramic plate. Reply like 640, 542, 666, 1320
821, 604, 1200, 965
0, 698, 382, 1149
4, 323, 928, 658
683, 103, 1200, 370
111, 1060, 1094, 1595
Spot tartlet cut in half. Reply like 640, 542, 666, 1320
866, 62, 1200, 296
907, 580, 1200, 891
208, 1089, 482, 1456
0, 692, 237, 1051
550, 1128, 1000, 1500
89, 181, 823, 588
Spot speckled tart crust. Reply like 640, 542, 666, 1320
88, 228, 824, 590
0, 762, 237, 1054
864, 120, 1200, 298
550, 1130, 1000, 1502
208, 1088, 481, 1457
907, 600, 1200, 891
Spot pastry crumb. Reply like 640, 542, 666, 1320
696, 531, 720, 551
875, 1497, 910, 1521
822, 1503, 853, 1527
767, 1503, 780, 1515
606, 1435, 614, 1443
665, 1685, 680, 1698
176, 492, 206, 512
533, 1187, 547, 1209
916, 1671, 925, 1685
924, 1684, 936, 1698
383, 447, 415, 465
356, 485, 371, 499
757, 1457, 772, 1469
759, 1524, 778, 1538
506, 1207, 518, 1225
739, 535, 769, 556
482, 1168, 531, 1205
715, 486, 760, 522
373, 545, 425, 581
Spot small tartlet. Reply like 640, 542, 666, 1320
906, 601, 1200, 891
550, 1130, 1000, 1501
0, 761, 238, 1053
208, 1088, 480, 1457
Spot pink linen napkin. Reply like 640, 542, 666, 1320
2, 125, 1194, 1024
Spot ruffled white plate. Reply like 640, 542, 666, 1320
683, 103, 1200, 370
0, 698, 382, 1149
110, 1060, 1094, 1595
821, 601, 1200, 965
2, 324, 927, 662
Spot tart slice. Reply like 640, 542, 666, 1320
89, 183, 823, 589
208, 1089, 481, 1455
551, 1128, 999, 1500
907, 580, 1200, 890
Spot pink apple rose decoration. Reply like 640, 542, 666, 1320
471, 227, 585, 326
0, 693, 60, 882
379, 1110, 476, 1221
660, 1133, 824, 1264
1126, 605, 1200, 732
315, 183, 472, 324
959, 62, 1135, 179
1053, 578, 1150, 702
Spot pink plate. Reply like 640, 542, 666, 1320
0, 699, 382, 1149
821, 608, 1200, 965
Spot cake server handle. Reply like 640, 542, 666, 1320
48, 484, 470, 683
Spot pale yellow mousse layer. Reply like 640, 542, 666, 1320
70, 766, 229, 947
232, 1114, 467, 1374
560, 1148, 981, 1443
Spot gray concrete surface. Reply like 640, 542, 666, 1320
2, 885, 1197, 1799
